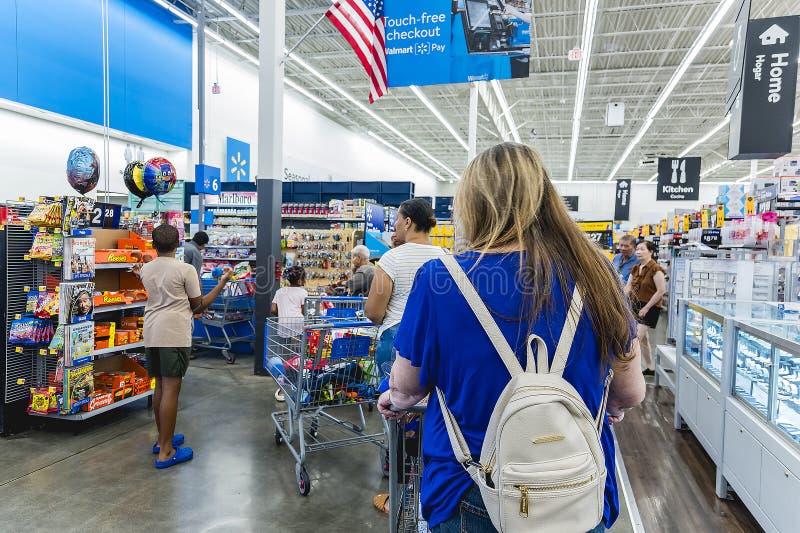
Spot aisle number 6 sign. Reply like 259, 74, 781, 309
196, 164, 221, 195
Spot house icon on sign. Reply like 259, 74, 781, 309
759, 24, 789, 46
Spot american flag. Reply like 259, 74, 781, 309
326, 0, 387, 103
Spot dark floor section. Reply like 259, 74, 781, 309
614, 381, 763, 533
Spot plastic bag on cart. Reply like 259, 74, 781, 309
266, 356, 311, 404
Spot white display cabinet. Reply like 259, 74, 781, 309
722, 320, 800, 533
674, 300, 799, 480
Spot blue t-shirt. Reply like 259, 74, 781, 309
394, 252, 621, 529
612, 253, 639, 283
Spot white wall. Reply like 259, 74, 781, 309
0, 42, 442, 200
435, 181, 723, 227
199, 44, 442, 197
0, 106, 191, 200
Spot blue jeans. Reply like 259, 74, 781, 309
432, 485, 605, 533
375, 324, 399, 375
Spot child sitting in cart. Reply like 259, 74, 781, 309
271, 266, 308, 402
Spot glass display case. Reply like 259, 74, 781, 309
682, 300, 800, 383
732, 320, 800, 446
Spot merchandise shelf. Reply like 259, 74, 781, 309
29, 390, 153, 421
93, 341, 145, 357
203, 255, 257, 261
95, 263, 136, 270
93, 302, 147, 314
205, 245, 257, 249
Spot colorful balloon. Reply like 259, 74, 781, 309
123, 161, 152, 208
142, 157, 177, 196
66, 147, 100, 194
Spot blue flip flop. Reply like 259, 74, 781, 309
155, 446, 193, 469
152, 434, 185, 454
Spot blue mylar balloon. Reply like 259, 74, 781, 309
66, 147, 100, 194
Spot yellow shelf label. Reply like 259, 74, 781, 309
0, 226, 5, 231
18, 197, 24, 202
23, 286, 30, 292
50, 349, 58, 355
39, 349, 46, 355
54, 262, 61, 267
38, 285, 46, 291
54, 286, 60, 292
16, 379, 25, 385
15, 347, 23, 353
14, 314, 21, 319
54, 228, 61, 234
23, 255, 30, 261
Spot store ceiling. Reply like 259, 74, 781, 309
169, 0, 800, 183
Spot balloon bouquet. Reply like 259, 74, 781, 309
124, 156, 177, 207
67, 147, 177, 206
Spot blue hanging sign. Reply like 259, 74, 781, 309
226, 137, 250, 182
195, 164, 221, 194
385, 0, 531, 88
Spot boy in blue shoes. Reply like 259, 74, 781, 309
134, 224, 231, 468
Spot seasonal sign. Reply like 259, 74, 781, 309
656, 158, 700, 201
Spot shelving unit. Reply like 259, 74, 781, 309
93, 341, 145, 357
95, 263, 136, 270
29, 389, 153, 421
204, 193, 258, 266
93, 302, 147, 314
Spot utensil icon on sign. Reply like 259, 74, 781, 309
671, 160, 679, 183
680, 160, 687, 184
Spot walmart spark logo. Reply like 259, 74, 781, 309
225, 137, 250, 182
230, 151, 247, 180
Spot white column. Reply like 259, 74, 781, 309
468, 83, 478, 163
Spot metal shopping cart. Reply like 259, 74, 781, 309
265, 314, 384, 496
194, 279, 255, 363
304, 295, 367, 319
387, 404, 428, 533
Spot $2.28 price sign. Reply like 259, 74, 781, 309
90, 203, 122, 228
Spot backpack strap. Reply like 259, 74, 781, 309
440, 255, 527, 376
549, 286, 584, 377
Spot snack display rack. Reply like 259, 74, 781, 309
1, 197, 156, 425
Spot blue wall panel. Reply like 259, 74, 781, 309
113, 0, 192, 148
0, 1, 17, 100
3, 0, 192, 148
16, 0, 104, 124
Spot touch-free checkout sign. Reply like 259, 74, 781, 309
385, 0, 532, 87
657, 158, 701, 201
729, 16, 800, 160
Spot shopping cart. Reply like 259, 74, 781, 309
194, 279, 255, 363
265, 315, 384, 496
387, 403, 428, 533
304, 295, 367, 319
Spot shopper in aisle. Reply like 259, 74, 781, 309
271, 266, 308, 402
365, 198, 446, 373
345, 245, 375, 296
612, 234, 639, 283
624, 240, 666, 377
183, 231, 208, 277
378, 143, 645, 532
134, 224, 232, 469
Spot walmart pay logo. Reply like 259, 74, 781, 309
225, 137, 250, 182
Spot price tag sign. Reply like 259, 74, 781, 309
15, 347, 23, 353
23, 225, 30, 231
683, 215, 691, 232
0, 226, 5, 231
701, 210, 709, 228
745, 195, 756, 215
14, 314, 21, 319
717, 205, 725, 228
23, 286, 30, 292
23, 255, 30, 261
90, 203, 122, 228
673, 215, 679, 232
50, 349, 58, 355
39, 349, 47, 355
38, 285, 45, 291
16, 378, 25, 385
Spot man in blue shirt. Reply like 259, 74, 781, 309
612, 234, 639, 283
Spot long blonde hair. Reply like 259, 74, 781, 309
454, 142, 633, 365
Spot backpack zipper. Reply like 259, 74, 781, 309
513, 475, 595, 518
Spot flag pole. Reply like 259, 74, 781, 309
284, 12, 328, 59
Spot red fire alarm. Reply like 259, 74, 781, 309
212, 82, 221, 94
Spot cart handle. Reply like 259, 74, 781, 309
390, 403, 427, 414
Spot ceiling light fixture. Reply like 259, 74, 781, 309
490, 80, 521, 143
368, 131, 446, 181
285, 79, 335, 112
567, 0, 600, 182
606, 0, 738, 181
150, 0, 459, 181
208, 0, 259, 34
410, 85, 469, 151
647, 115, 732, 182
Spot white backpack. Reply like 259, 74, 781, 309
438, 256, 612, 533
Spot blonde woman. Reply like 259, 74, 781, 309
378, 143, 645, 532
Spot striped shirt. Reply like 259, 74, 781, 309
377, 243, 447, 336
